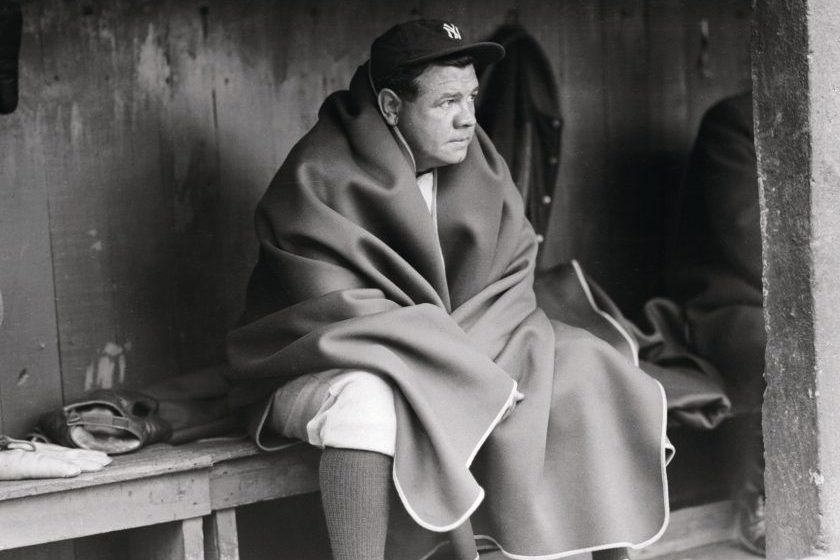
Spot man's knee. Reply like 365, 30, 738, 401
308, 372, 398, 456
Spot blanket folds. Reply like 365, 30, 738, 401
534, 262, 731, 430
227, 63, 670, 559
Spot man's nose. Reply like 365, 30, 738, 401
454, 102, 476, 128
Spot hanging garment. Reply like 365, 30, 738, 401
476, 24, 562, 246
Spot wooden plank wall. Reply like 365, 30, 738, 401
0, 1, 750, 558
544, 0, 753, 311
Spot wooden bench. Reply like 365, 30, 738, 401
187, 440, 320, 560
0, 444, 212, 558
0, 438, 736, 559
0, 439, 320, 560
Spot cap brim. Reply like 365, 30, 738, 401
402, 41, 505, 70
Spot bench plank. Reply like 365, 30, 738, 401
209, 443, 320, 510
0, 444, 211, 501
183, 438, 265, 464
0, 445, 212, 551
0, 468, 210, 551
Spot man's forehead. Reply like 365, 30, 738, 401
415, 64, 478, 96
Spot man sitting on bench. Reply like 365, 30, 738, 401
227, 19, 672, 560
667, 91, 765, 556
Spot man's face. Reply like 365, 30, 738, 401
397, 63, 479, 173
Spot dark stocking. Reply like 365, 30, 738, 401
319, 448, 392, 560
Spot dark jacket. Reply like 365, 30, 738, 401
477, 24, 562, 244
667, 92, 764, 412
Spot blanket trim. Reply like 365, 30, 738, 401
416, 381, 671, 560
393, 380, 521, 532
571, 259, 640, 367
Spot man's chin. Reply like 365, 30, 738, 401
444, 146, 470, 165
423, 146, 470, 170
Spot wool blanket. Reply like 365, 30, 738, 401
226, 63, 671, 560
535, 262, 731, 430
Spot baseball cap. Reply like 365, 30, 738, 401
370, 19, 505, 84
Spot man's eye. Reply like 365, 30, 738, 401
441, 99, 456, 107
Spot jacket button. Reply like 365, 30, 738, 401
542, 195, 552, 205
547, 156, 558, 165
552, 118, 561, 128
536, 234, 545, 244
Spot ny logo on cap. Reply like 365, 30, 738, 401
442, 23, 461, 40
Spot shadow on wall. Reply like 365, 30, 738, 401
592, 148, 687, 316
1, 1, 379, 422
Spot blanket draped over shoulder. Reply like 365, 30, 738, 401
227, 63, 670, 560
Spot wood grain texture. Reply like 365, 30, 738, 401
182, 438, 262, 463
542, 0, 752, 314
0, 1, 64, 437
32, 1, 177, 402
543, 0, 609, 274
162, 1, 227, 372
0, 469, 210, 550
209, 444, 321, 509
201, 2, 279, 349
600, 0, 657, 311
0, 443, 210, 500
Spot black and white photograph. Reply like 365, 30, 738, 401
0, 2, 836, 559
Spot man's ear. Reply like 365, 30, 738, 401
377, 88, 402, 127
